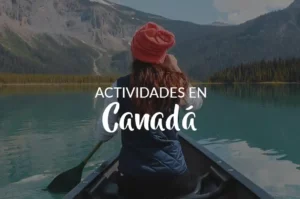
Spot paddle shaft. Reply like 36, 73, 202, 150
82, 141, 103, 166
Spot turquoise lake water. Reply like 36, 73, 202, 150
0, 84, 299, 199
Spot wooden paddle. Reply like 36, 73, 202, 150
45, 141, 103, 193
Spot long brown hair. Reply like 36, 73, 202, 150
130, 59, 189, 115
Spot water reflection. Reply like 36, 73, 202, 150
0, 87, 120, 199
183, 84, 300, 198
189, 85, 300, 165
197, 139, 300, 198
206, 84, 300, 107
0, 85, 299, 199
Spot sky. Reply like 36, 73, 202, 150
106, 0, 294, 24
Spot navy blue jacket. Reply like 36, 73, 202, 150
116, 75, 188, 177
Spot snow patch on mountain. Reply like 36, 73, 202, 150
89, 0, 113, 6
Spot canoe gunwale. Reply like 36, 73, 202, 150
64, 154, 119, 199
65, 133, 274, 199
179, 133, 274, 199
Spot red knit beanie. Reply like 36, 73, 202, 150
131, 22, 175, 64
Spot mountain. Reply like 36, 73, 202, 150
172, 0, 300, 79
0, 0, 139, 75
211, 21, 232, 26
0, 0, 206, 75
289, 0, 300, 8
0, 0, 299, 80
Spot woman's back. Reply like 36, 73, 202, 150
116, 74, 188, 177
96, 22, 203, 198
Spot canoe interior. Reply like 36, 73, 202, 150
64, 133, 273, 199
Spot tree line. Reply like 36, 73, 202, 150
208, 57, 300, 83
0, 73, 119, 84
1, 57, 299, 84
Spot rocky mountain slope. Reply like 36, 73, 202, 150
173, 0, 300, 79
0, 0, 299, 80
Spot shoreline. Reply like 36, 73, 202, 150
199, 82, 299, 85
0, 83, 112, 86
0, 82, 299, 87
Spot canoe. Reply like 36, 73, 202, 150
64, 133, 274, 199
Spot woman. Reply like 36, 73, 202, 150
97, 22, 203, 199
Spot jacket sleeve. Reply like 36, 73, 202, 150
96, 81, 120, 142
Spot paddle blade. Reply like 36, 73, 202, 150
46, 163, 84, 193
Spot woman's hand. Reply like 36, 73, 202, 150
161, 54, 182, 72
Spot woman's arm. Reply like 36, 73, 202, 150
179, 83, 203, 111
161, 55, 203, 111
96, 81, 119, 142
